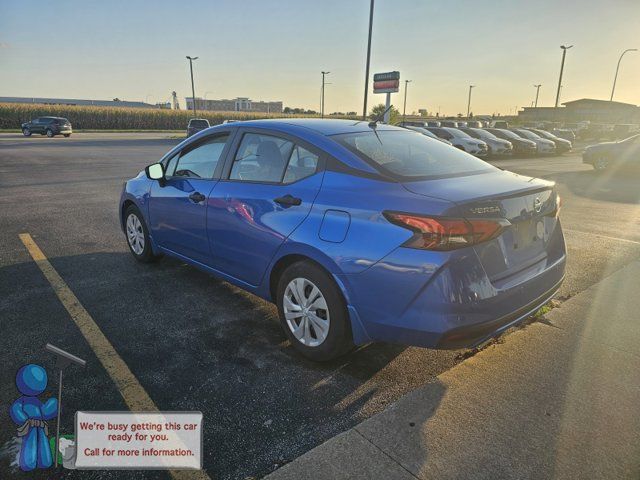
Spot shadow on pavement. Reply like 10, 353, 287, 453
550, 168, 640, 204
1, 250, 434, 479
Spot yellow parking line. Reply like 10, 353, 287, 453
19, 233, 210, 480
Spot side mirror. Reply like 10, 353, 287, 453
145, 163, 164, 181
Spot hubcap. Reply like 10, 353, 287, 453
126, 213, 145, 255
595, 158, 608, 171
283, 278, 330, 347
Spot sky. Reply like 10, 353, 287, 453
1, 0, 639, 116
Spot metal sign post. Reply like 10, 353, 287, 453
384, 92, 392, 124
45, 344, 86, 468
373, 71, 400, 124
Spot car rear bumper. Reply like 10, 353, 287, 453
340, 222, 566, 349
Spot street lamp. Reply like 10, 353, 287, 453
466, 85, 475, 119
321, 71, 330, 118
362, 0, 375, 120
186, 56, 199, 116
555, 45, 572, 107
533, 84, 542, 108
402, 80, 412, 124
610, 48, 637, 101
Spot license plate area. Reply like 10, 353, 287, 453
512, 218, 545, 250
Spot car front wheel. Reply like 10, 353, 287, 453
276, 261, 354, 361
124, 205, 161, 263
594, 157, 609, 171
22, 128, 31, 137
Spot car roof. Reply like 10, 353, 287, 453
230, 118, 401, 136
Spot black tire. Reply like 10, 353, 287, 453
63, 134, 71, 138
276, 261, 354, 361
123, 205, 161, 263
46, 129, 54, 138
593, 157, 609, 172
22, 128, 31, 137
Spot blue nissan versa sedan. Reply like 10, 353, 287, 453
120, 119, 566, 361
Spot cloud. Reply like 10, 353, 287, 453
0, 42, 10, 49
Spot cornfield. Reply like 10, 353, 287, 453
0, 103, 352, 130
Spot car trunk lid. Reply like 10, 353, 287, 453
402, 170, 559, 283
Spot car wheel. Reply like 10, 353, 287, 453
594, 157, 609, 171
276, 261, 354, 361
124, 205, 161, 263
63, 134, 71, 137
22, 128, 31, 137
46, 129, 54, 137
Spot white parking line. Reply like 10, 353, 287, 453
564, 228, 640, 245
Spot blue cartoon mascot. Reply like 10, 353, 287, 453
10, 364, 58, 471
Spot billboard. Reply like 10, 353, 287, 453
373, 71, 400, 93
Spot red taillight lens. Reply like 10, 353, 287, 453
384, 212, 508, 251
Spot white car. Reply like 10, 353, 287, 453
426, 127, 489, 156
459, 127, 513, 156
404, 126, 454, 146
511, 129, 556, 154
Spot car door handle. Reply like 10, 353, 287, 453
189, 192, 206, 203
274, 195, 302, 207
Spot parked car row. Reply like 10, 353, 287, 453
400, 122, 571, 157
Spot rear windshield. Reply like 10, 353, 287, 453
333, 130, 495, 179
55, 118, 70, 124
189, 120, 209, 128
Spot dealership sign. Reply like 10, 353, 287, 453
373, 71, 400, 93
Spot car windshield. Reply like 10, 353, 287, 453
517, 130, 540, 139
473, 128, 498, 140
445, 128, 472, 139
333, 130, 495, 179
492, 129, 520, 140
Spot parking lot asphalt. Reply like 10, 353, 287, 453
1, 133, 639, 479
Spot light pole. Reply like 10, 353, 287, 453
466, 85, 475, 119
610, 48, 637, 101
186, 56, 199, 116
321, 71, 330, 118
533, 84, 542, 108
402, 79, 412, 124
362, 0, 375, 120
555, 45, 572, 107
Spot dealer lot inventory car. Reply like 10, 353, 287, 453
583, 134, 640, 171
525, 128, 572, 153
426, 127, 489, 156
21, 117, 72, 137
403, 125, 454, 145
486, 128, 538, 156
458, 127, 513, 156
120, 119, 566, 361
510, 129, 556, 154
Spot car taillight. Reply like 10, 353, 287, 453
384, 212, 509, 251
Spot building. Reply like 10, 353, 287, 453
185, 97, 283, 114
0, 96, 158, 109
518, 98, 640, 124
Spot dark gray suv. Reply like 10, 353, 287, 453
22, 117, 72, 137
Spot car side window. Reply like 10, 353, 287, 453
283, 145, 319, 183
173, 134, 229, 179
230, 133, 294, 182
163, 153, 179, 177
